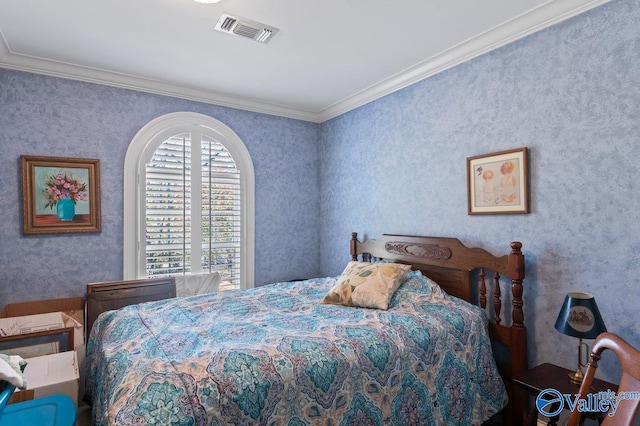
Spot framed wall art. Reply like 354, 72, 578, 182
467, 147, 529, 215
21, 155, 101, 234
0, 327, 74, 358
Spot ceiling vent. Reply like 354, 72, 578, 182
214, 13, 279, 44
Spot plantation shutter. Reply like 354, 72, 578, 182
144, 132, 241, 291
201, 135, 241, 290
145, 134, 191, 276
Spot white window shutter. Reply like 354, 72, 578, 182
123, 112, 254, 290
144, 134, 242, 290
200, 136, 242, 290
145, 135, 192, 276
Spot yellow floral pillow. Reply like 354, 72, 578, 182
321, 261, 412, 310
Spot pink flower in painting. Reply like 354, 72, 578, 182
42, 170, 88, 209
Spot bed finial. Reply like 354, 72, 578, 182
508, 241, 525, 329
508, 240, 528, 419
351, 232, 359, 261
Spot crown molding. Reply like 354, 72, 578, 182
0, 42, 319, 122
0, 0, 611, 124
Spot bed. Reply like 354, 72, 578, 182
85, 233, 527, 425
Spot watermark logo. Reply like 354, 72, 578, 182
536, 388, 640, 418
536, 389, 565, 417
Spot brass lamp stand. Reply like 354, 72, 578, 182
568, 337, 589, 384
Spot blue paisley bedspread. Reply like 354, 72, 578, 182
85, 271, 507, 425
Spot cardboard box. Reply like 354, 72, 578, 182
18, 350, 80, 406
1, 297, 86, 401
0, 297, 85, 347
8, 389, 34, 404
0, 312, 65, 337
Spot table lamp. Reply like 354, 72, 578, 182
554, 292, 607, 384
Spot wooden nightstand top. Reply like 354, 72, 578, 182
513, 362, 618, 396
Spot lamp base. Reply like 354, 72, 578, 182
568, 368, 584, 385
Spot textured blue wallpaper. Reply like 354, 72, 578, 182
0, 71, 321, 304
319, 0, 639, 384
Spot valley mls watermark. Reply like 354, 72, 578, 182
536, 388, 640, 418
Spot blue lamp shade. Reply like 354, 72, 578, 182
554, 292, 607, 339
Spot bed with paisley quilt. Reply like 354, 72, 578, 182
84, 233, 528, 425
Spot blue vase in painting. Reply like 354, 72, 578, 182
56, 198, 75, 221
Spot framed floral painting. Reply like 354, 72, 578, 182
21, 155, 101, 234
467, 147, 529, 215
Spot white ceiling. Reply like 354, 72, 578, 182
0, 0, 609, 122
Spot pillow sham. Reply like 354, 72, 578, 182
321, 261, 411, 309
387, 270, 447, 308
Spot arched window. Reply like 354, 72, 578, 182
123, 112, 254, 290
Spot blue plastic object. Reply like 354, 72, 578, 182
0, 383, 16, 416
0, 382, 76, 426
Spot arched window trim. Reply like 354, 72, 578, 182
123, 112, 255, 288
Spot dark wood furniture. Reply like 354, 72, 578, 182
514, 363, 618, 425
85, 277, 176, 341
567, 332, 639, 426
351, 232, 527, 425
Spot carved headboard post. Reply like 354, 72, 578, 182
508, 242, 526, 364
508, 241, 528, 424
351, 232, 359, 261
508, 241, 525, 329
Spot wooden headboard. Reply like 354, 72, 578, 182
86, 277, 176, 342
350, 232, 527, 424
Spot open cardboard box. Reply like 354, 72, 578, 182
0, 297, 85, 348
0, 297, 86, 404
0, 312, 65, 337
11, 350, 80, 406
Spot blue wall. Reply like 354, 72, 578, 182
0, 71, 321, 303
0, 0, 638, 386
319, 0, 639, 383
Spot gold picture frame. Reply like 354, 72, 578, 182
21, 155, 101, 234
467, 147, 529, 215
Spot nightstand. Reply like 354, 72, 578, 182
513, 363, 618, 426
